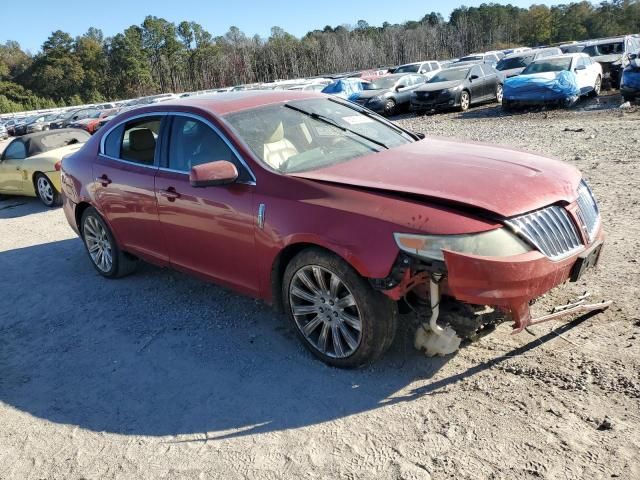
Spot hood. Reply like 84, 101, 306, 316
289, 137, 581, 218
417, 80, 464, 92
592, 54, 622, 64
357, 89, 391, 100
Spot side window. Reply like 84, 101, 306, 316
103, 124, 124, 158
3, 141, 26, 160
481, 64, 495, 76
430, 62, 439, 70
420, 64, 431, 73
471, 65, 483, 78
168, 116, 249, 181
120, 117, 162, 165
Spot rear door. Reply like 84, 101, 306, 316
481, 64, 499, 99
93, 114, 169, 265
155, 113, 259, 295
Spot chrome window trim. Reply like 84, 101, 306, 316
167, 111, 257, 184
99, 111, 168, 157
97, 153, 159, 170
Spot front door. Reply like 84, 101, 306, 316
0, 141, 27, 194
468, 65, 486, 103
155, 114, 258, 295
93, 115, 168, 265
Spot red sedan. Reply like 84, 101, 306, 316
60, 91, 606, 367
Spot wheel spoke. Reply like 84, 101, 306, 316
317, 322, 329, 353
339, 312, 361, 331
291, 286, 318, 303
331, 324, 345, 357
312, 266, 328, 293
302, 315, 323, 336
297, 270, 322, 296
329, 273, 341, 298
88, 243, 100, 253
292, 304, 321, 315
338, 323, 359, 351
336, 294, 355, 309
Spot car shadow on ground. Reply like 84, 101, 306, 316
0, 196, 52, 219
0, 235, 591, 441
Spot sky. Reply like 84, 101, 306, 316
2, 0, 558, 53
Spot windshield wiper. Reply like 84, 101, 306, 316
284, 104, 389, 150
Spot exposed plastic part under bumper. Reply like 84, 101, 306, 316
442, 228, 607, 332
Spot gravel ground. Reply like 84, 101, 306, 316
1, 94, 639, 480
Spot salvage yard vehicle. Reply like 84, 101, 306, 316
582, 35, 640, 89
0, 129, 89, 206
496, 47, 562, 79
620, 53, 640, 102
393, 61, 441, 79
59, 91, 608, 367
50, 107, 100, 129
502, 53, 602, 109
410, 64, 503, 113
351, 73, 427, 115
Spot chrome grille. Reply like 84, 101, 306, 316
575, 180, 600, 242
505, 206, 583, 261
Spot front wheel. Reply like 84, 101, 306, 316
35, 173, 61, 207
459, 91, 470, 111
283, 248, 397, 368
81, 207, 137, 278
495, 84, 503, 103
591, 75, 601, 97
383, 98, 397, 116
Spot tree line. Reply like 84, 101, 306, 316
1, 1, 639, 113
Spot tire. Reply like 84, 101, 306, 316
34, 173, 61, 207
622, 95, 633, 103
383, 98, 397, 116
495, 84, 503, 104
459, 91, 470, 111
282, 248, 398, 368
590, 75, 601, 97
80, 207, 137, 278
502, 99, 513, 112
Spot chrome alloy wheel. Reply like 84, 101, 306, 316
496, 84, 504, 103
289, 265, 362, 358
83, 216, 113, 272
37, 176, 54, 205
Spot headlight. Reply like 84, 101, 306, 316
447, 85, 463, 92
394, 228, 532, 261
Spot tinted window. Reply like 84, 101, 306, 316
120, 117, 162, 165
481, 64, 495, 76
3, 141, 26, 160
168, 116, 247, 179
394, 64, 420, 73
470, 65, 483, 77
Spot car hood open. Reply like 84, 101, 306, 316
289, 137, 581, 218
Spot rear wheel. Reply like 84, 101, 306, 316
81, 207, 137, 278
283, 248, 397, 368
35, 173, 61, 207
495, 84, 503, 103
459, 91, 470, 111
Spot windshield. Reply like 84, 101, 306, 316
522, 57, 572, 74
365, 77, 398, 90
429, 68, 470, 82
583, 42, 624, 57
496, 55, 534, 70
459, 55, 483, 62
394, 64, 419, 73
224, 98, 413, 174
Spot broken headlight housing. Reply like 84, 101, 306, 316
394, 228, 532, 262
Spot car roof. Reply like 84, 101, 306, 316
586, 37, 625, 45
532, 53, 584, 62
142, 90, 324, 116
503, 47, 559, 59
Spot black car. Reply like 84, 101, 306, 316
410, 64, 503, 113
50, 108, 100, 129
350, 73, 426, 116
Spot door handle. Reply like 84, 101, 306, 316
95, 174, 112, 186
160, 187, 180, 201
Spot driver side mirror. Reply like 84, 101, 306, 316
575, 64, 586, 71
395, 84, 406, 91
469, 75, 479, 81
190, 160, 238, 187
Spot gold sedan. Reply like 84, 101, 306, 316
0, 129, 89, 207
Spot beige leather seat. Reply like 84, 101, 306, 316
263, 122, 297, 169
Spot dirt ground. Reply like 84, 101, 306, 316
1, 94, 639, 480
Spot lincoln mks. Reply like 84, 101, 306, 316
60, 91, 605, 367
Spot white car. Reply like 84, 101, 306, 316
394, 61, 442, 80
527, 53, 602, 95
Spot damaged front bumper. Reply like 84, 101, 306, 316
377, 226, 608, 334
